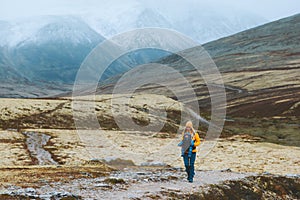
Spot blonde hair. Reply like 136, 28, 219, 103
183, 120, 195, 136
185, 121, 193, 128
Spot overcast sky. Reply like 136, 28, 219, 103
0, 0, 299, 21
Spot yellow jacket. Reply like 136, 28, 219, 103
192, 132, 201, 152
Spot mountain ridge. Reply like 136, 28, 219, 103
94, 14, 300, 146
204, 13, 300, 71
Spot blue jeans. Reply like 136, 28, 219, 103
183, 152, 196, 181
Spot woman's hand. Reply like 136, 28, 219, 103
178, 141, 183, 146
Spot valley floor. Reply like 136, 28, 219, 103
0, 97, 299, 199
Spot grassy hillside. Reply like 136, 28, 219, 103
121, 14, 300, 146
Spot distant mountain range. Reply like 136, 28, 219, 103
2, 10, 297, 98
0, 7, 266, 92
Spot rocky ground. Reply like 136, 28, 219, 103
0, 165, 299, 199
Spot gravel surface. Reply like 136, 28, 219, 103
1, 167, 255, 199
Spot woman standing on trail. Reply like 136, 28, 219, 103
178, 121, 200, 183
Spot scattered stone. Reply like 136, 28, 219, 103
1, 189, 79, 200
47, 191, 79, 199
220, 168, 232, 172
102, 158, 136, 168
104, 178, 126, 185
79, 172, 92, 177
262, 171, 272, 175
140, 161, 167, 167
25, 187, 36, 194
286, 174, 300, 178
95, 183, 112, 189
136, 171, 148, 175
85, 159, 105, 165
39, 194, 53, 199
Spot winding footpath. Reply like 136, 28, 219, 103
23, 131, 57, 165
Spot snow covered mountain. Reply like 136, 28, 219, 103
172, 8, 266, 43
0, 16, 105, 83
83, 2, 267, 44
83, 5, 174, 42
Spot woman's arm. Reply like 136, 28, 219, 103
194, 132, 201, 147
